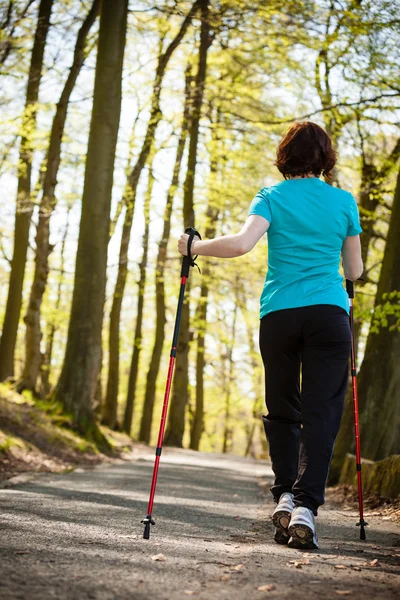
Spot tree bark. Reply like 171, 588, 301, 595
138, 67, 193, 444
39, 206, 71, 398
0, 0, 53, 381
19, 0, 100, 394
330, 163, 400, 480
53, 0, 128, 443
222, 302, 238, 454
189, 108, 221, 450
164, 0, 211, 447
102, 2, 199, 428
122, 165, 155, 434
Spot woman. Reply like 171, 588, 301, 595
178, 121, 363, 550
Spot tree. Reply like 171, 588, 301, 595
102, 1, 200, 428
122, 161, 154, 434
164, 0, 211, 447
19, 0, 100, 394
138, 66, 193, 443
190, 107, 221, 450
330, 161, 400, 480
0, 0, 53, 381
53, 0, 128, 441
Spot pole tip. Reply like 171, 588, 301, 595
360, 525, 366, 541
143, 522, 151, 540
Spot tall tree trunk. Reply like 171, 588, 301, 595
39, 206, 71, 398
0, 0, 53, 381
102, 3, 199, 427
19, 0, 100, 394
138, 67, 193, 443
122, 165, 155, 434
330, 163, 400, 479
190, 109, 221, 450
222, 302, 238, 454
164, 0, 211, 447
53, 0, 128, 442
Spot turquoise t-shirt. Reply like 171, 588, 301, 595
248, 178, 362, 318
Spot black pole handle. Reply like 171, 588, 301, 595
180, 227, 202, 278
346, 279, 354, 299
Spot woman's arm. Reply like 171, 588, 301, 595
178, 215, 270, 258
342, 235, 363, 281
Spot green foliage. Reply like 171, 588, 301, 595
370, 291, 400, 333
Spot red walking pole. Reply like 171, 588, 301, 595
142, 227, 201, 540
346, 279, 368, 540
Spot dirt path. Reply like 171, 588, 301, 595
0, 447, 399, 599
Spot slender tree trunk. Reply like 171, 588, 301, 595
122, 166, 155, 434
222, 302, 238, 454
330, 163, 400, 479
190, 109, 221, 450
0, 0, 53, 381
164, 0, 211, 447
54, 0, 128, 443
19, 0, 100, 394
102, 3, 199, 427
138, 67, 193, 443
39, 206, 71, 398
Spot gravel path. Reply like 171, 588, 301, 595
0, 447, 399, 599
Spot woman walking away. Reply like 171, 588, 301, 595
177, 121, 363, 550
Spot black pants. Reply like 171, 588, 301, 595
259, 304, 351, 516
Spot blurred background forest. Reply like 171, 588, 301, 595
0, 0, 399, 487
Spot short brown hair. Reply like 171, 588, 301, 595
275, 121, 337, 180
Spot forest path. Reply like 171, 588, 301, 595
0, 447, 399, 599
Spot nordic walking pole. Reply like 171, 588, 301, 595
142, 227, 202, 540
346, 279, 368, 540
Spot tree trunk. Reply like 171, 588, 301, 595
53, 0, 128, 443
330, 163, 400, 479
164, 0, 211, 447
19, 0, 100, 394
122, 164, 154, 434
0, 0, 53, 381
138, 67, 193, 444
39, 206, 70, 398
102, 3, 199, 427
356, 165, 400, 459
222, 302, 238, 454
189, 109, 221, 450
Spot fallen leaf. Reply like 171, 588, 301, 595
382, 516, 392, 521
352, 567, 361, 572
231, 563, 245, 571
257, 584, 276, 592
184, 592, 195, 596
151, 553, 167, 562
335, 592, 352, 596
220, 574, 231, 582
370, 559, 379, 567
335, 565, 347, 570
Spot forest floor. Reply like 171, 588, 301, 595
0, 384, 134, 482
0, 446, 399, 600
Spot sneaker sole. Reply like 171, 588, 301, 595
272, 510, 291, 531
272, 510, 291, 545
288, 523, 318, 550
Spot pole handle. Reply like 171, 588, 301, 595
180, 227, 202, 278
346, 279, 354, 299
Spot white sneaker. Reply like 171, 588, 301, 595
272, 492, 294, 544
288, 506, 319, 550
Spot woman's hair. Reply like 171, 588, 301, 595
275, 121, 337, 180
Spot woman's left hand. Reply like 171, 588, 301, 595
178, 233, 199, 256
